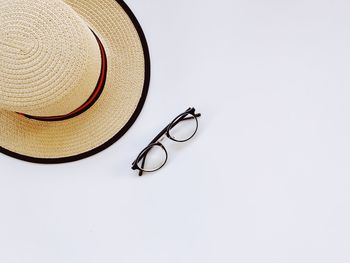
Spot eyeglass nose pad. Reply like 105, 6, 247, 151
153, 141, 166, 151
159, 136, 166, 143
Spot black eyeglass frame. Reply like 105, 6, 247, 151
132, 107, 201, 176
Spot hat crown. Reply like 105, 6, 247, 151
0, 0, 102, 116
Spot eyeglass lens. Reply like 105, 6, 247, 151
137, 144, 167, 172
168, 113, 198, 142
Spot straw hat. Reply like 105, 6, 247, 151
0, 0, 150, 163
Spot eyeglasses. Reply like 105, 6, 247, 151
132, 107, 201, 176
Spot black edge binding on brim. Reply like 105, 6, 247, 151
0, 0, 151, 164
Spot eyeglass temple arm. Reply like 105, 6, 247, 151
139, 156, 146, 176
138, 113, 201, 176
184, 113, 201, 120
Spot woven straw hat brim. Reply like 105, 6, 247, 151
0, 0, 150, 163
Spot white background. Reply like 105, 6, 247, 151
1, 0, 350, 262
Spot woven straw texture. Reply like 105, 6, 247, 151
0, 0, 146, 160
